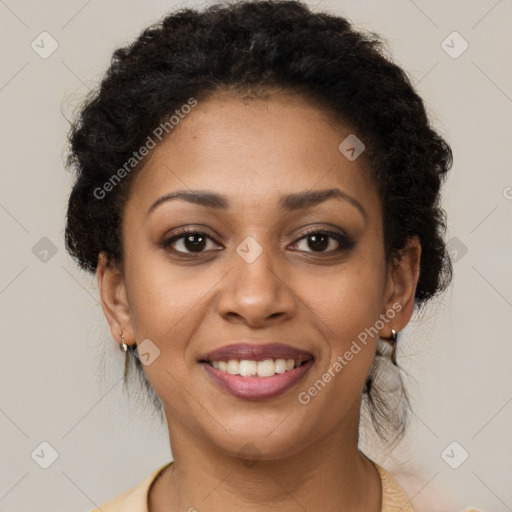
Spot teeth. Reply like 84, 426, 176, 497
227, 360, 240, 375
274, 359, 287, 374
239, 360, 257, 377
209, 358, 303, 377
256, 359, 276, 377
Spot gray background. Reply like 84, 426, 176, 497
0, 0, 511, 511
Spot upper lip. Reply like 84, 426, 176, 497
199, 342, 314, 362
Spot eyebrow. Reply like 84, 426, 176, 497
147, 188, 367, 220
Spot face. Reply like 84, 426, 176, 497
98, 90, 419, 462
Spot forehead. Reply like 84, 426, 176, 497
126, 90, 378, 214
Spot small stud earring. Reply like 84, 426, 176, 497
379, 328, 398, 366
120, 333, 128, 353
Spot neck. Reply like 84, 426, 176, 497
149, 409, 382, 512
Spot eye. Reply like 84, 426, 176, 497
291, 230, 353, 253
161, 230, 222, 255
161, 228, 354, 257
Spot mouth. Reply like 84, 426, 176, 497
199, 342, 315, 400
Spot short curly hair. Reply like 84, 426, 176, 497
65, 0, 453, 445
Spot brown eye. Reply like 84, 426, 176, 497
292, 230, 354, 253
306, 233, 330, 252
161, 231, 220, 254
181, 233, 207, 252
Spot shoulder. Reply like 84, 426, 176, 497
87, 462, 172, 512
373, 462, 488, 512
373, 462, 416, 512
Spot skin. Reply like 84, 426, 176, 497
97, 90, 421, 512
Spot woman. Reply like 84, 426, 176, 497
64, 1, 469, 510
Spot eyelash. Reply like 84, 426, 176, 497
160, 227, 354, 257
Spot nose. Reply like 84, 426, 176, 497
216, 239, 297, 328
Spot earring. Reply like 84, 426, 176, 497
379, 328, 398, 366
372, 329, 408, 430
375, 329, 401, 393
120, 333, 128, 353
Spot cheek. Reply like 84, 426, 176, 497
294, 282, 380, 419
310, 260, 385, 339
126, 262, 205, 341
304, 256, 385, 383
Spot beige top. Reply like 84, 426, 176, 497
89, 461, 485, 512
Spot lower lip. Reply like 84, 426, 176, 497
201, 360, 314, 400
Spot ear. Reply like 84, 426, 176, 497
96, 252, 135, 348
381, 236, 421, 336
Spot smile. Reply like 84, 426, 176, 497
208, 358, 305, 377
199, 342, 315, 400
